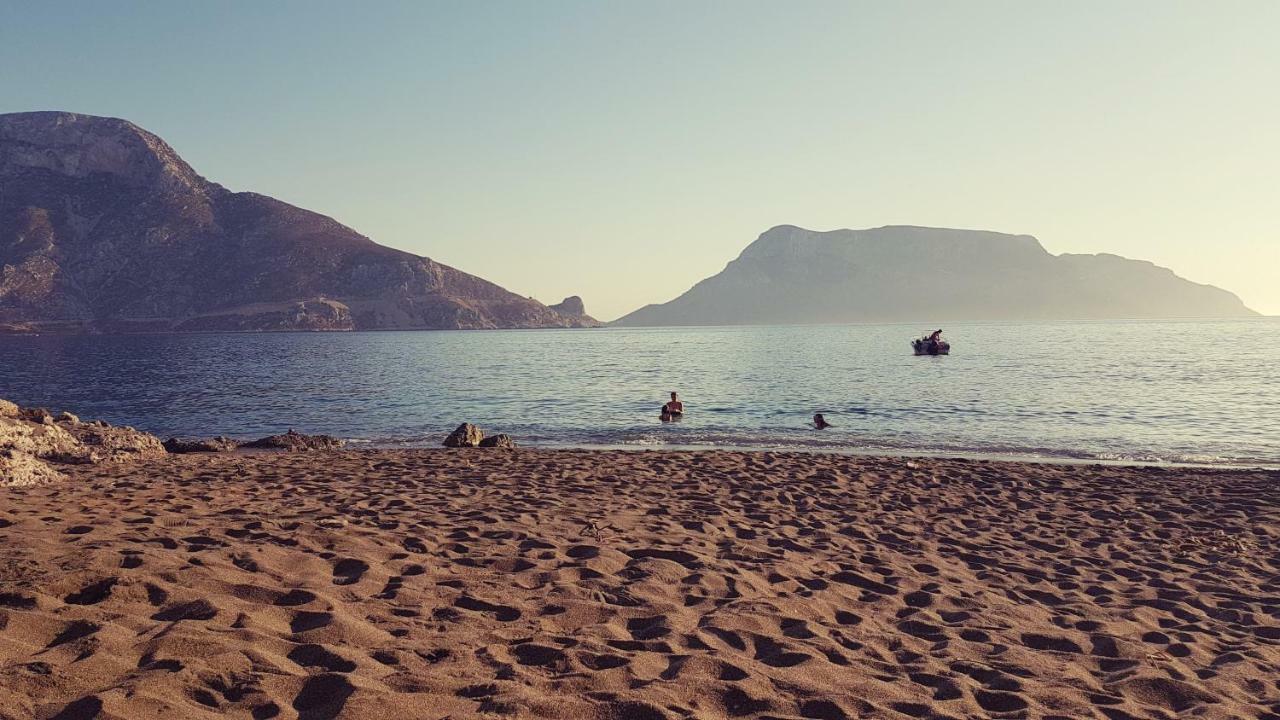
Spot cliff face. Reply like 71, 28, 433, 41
548, 295, 597, 325
0, 111, 597, 332
613, 225, 1257, 326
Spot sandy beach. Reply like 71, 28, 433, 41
1, 449, 1277, 720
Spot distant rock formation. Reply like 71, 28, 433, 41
614, 225, 1257, 326
0, 111, 598, 333
548, 296, 597, 325
1, 398, 165, 486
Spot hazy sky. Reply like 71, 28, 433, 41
2, 1, 1277, 319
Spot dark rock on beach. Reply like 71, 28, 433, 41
242, 430, 344, 452
163, 436, 241, 454
479, 434, 517, 449
443, 423, 484, 448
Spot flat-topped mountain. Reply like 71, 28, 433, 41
614, 225, 1256, 326
0, 111, 597, 332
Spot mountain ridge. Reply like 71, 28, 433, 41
0, 111, 598, 333
613, 224, 1255, 326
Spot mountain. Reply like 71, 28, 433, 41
613, 225, 1257, 326
0, 111, 597, 333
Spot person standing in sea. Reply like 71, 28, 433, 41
661, 392, 684, 421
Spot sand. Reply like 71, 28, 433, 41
1, 449, 1277, 720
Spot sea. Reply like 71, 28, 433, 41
2, 319, 1277, 468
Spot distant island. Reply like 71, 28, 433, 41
613, 225, 1257, 326
0, 112, 597, 333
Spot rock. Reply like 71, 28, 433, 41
443, 423, 484, 448
549, 295, 587, 317
242, 429, 343, 452
0, 395, 165, 484
63, 422, 167, 464
163, 436, 240, 454
1, 398, 166, 469
548, 296, 600, 327
0, 410, 84, 460
174, 299, 354, 333
479, 434, 517, 449
20, 407, 54, 424
0, 450, 66, 487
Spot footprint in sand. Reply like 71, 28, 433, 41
331, 558, 369, 586
63, 578, 117, 605
152, 599, 218, 622
49, 695, 103, 720
0, 592, 36, 610
274, 589, 318, 607
290, 611, 335, 634
291, 673, 354, 720
48, 620, 99, 648
288, 644, 357, 673
454, 595, 521, 622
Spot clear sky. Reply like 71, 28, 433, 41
2, 1, 1277, 319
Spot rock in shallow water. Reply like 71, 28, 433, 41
479, 434, 517, 448
443, 423, 484, 448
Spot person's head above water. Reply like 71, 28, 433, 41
670, 391, 678, 400
813, 413, 830, 428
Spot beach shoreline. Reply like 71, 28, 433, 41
2, 448, 1277, 719
347, 441, 1280, 471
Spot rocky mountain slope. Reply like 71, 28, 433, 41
614, 225, 1256, 326
0, 111, 597, 332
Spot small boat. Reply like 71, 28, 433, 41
912, 336, 950, 356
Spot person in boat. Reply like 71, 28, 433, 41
661, 392, 684, 421
927, 328, 943, 354
812, 413, 831, 429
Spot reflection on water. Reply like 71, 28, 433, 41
1, 319, 1277, 466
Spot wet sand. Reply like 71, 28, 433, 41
1, 450, 1277, 719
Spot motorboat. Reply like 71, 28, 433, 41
912, 336, 950, 356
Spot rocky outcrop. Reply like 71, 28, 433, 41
1, 398, 165, 486
0, 111, 594, 333
548, 296, 599, 326
0, 449, 66, 486
241, 430, 343, 452
613, 225, 1258, 326
63, 420, 166, 464
163, 436, 240, 454
443, 423, 485, 448
443, 424, 518, 448
173, 300, 353, 333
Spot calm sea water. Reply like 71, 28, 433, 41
1, 319, 1277, 467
